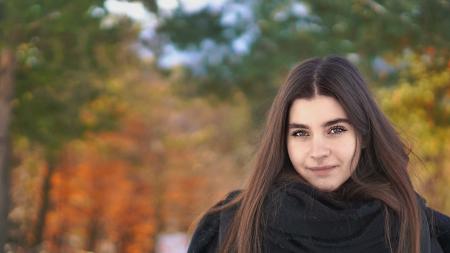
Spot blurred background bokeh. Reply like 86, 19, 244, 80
0, 0, 449, 252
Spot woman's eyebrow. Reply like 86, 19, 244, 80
323, 118, 350, 127
288, 118, 350, 129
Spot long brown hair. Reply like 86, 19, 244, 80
211, 56, 421, 253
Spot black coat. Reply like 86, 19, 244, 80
188, 182, 450, 253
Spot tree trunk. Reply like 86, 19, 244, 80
85, 210, 100, 252
150, 149, 167, 253
31, 161, 56, 251
151, 168, 163, 253
0, 48, 16, 253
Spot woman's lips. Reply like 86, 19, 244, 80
308, 165, 337, 176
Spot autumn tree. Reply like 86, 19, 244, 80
0, 0, 143, 250
8, 61, 252, 252
45, 135, 155, 253
378, 52, 450, 213
107, 66, 252, 250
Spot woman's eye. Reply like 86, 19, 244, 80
329, 126, 347, 135
292, 130, 309, 137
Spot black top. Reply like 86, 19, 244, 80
431, 209, 450, 251
188, 182, 450, 253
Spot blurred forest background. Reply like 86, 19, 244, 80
0, 0, 449, 252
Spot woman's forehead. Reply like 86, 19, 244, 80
288, 96, 348, 125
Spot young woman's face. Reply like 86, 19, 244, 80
287, 95, 361, 192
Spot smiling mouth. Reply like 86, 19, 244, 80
308, 165, 338, 171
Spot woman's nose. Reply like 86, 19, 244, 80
310, 137, 331, 160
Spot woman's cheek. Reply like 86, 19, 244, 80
288, 142, 307, 166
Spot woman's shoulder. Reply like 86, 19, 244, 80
424, 205, 450, 252
187, 190, 242, 253
415, 193, 450, 252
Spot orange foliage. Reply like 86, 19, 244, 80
11, 69, 251, 252
44, 131, 156, 253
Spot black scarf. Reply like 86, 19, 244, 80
258, 181, 441, 253
189, 182, 445, 253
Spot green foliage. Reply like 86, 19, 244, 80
147, 0, 450, 122
1, 0, 137, 160
158, 8, 233, 49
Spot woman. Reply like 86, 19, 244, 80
187, 56, 450, 253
